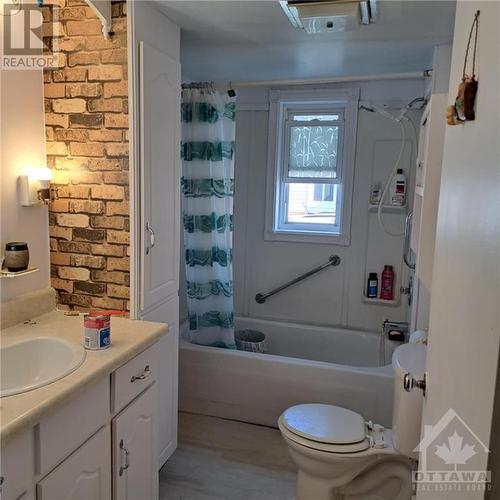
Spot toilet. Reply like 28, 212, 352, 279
278, 343, 426, 500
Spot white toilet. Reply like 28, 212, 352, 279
278, 343, 426, 500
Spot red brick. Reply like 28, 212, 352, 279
107, 257, 129, 271
91, 185, 124, 200
106, 201, 128, 216
88, 65, 123, 82
103, 81, 128, 98
91, 244, 124, 257
56, 213, 89, 227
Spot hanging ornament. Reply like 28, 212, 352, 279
447, 10, 480, 126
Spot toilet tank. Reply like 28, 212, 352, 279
391, 343, 427, 459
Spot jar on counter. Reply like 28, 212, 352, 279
4, 242, 29, 272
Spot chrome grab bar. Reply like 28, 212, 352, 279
403, 211, 416, 270
255, 255, 341, 304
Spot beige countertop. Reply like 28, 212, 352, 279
0, 310, 168, 442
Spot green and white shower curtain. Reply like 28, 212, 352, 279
181, 86, 236, 349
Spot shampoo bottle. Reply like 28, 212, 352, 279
380, 265, 395, 300
390, 169, 406, 206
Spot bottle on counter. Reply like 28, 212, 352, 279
366, 273, 378, 298
380, 265, 395, 300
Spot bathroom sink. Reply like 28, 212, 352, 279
0, 336, 86, 397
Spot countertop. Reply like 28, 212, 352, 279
0, 310, 168, 442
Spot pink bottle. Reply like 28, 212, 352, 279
380, 265, 394, 300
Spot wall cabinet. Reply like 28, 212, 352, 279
113, 386, 158, 500
138, 41, 181, 313
128, 3, 181, 467
1, 339, 166, 500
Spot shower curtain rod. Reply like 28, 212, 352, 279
232, 70, 432, 88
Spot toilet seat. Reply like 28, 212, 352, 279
279, 404, 372, 453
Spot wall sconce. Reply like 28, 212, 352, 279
18, 167, 57, 206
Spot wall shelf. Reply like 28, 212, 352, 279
0, 267, 39, 279
85, 0, 112, 39
362, 293, 400, 307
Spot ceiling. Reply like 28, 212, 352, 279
157, 1, 456, 82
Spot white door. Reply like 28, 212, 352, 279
113, 385, 158, 500
416, 2, 500, 498
37, 426, 111, 500
140, 295, 179, 466
139, 41, 181, 313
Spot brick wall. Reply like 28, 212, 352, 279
44, 0, 130, 311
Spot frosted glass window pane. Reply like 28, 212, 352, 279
288, 125, 339, 178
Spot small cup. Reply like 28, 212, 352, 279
4, 242, 29, 272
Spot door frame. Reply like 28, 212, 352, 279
127, 2, 139, 320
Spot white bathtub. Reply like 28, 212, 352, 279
179, 316, 397, 428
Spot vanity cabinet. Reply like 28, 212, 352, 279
112, 386, 158, 500
0, 337, 166, 500
37, 426, 111, 500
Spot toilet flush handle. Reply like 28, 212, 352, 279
403, 372, 426, 396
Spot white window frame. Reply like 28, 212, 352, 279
265, 88, 360, 245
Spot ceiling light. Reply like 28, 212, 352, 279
279, 0, 377, 33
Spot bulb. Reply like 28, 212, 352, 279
25, 166, 52, 181
37, 167, 53, 181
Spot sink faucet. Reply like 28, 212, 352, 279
382, 319, 409, 339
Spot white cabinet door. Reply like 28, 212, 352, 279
113, 385, 158, 500
0, 430, 34, 500
37, 426, 111, 500
139, 41, 181, 312
140, 295, 179, 467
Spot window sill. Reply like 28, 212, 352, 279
264, 229, 350, 246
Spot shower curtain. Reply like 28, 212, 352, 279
181, 84, 236, 349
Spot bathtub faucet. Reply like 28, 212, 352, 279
382, 320, 408, 341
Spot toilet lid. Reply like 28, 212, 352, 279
281, 404, 367, 445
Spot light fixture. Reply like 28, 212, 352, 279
280, 0, 377, 34
18, 167, 57, 206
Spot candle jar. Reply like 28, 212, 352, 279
4, 242, 29, 272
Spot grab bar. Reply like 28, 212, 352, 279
403, 211, 416, 270
255, 255, 341, 304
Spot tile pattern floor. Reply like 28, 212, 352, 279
159, 412, 297, 500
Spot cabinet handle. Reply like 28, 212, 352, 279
130, 365, 151, 383
119, 439, 130, 476
145, 222, 155, 255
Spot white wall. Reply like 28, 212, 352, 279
0, 38, 50, 301
180, 79, 425, 332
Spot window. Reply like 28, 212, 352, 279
266, 89, 360, 244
